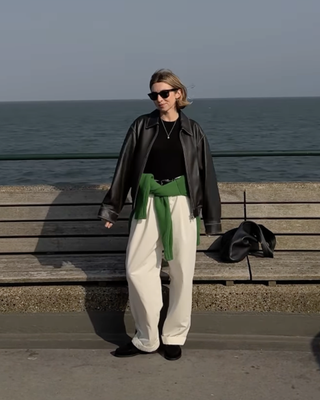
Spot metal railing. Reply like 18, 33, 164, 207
0, 150, 319, 161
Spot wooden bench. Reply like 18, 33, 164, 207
0, 183, 319, 287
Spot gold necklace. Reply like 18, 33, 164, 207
161, 119, 177, 139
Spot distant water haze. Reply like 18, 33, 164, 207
0, 98, 319, 185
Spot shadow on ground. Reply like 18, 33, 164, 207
33, 187, 170, 348
311, 332, 320, 370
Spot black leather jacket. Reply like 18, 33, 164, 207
98, 109, 221, 234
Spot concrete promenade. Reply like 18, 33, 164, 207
1, 348, 320, 400
1, 311, 320, 399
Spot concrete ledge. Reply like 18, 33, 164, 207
0, 312, 320, 352
1, 284, 320, 313
0, 184, 112, 192
2, 333, 318, 352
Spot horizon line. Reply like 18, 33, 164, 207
0, 95, 320, 103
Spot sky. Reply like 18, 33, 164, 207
1, 0, 320, 101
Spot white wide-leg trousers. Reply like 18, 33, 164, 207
126, 195, 197, 352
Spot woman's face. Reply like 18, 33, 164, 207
150, 82, 181, 113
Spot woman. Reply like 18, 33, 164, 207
98, 69, 221, 361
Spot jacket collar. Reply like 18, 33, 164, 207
146, 109, 192, 135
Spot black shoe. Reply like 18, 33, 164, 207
114, 341, 149, 358
163, 344, 182, 361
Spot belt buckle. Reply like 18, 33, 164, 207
157, 178, 172, 186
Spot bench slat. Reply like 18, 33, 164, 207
240, 219, 320, 234
0, 266, 249, 283
0, 221, 130, 236
0, 234, 318, 253
0, 220, 242, 236
0, 252, 240, 269
0, 236, 221, 253
0, 203, 243, 221
0, 191, 108, 205
0, 185, 245, 205
0, 237, 129, 253
0, 254, 126, 270
249, 252, 320, 281
0, 205, 130, 221
274, 236, 320, 251
245, 183, 320, 202
0, 252, 249, 283
0, 234, 240, 253
246, 204, 320, 218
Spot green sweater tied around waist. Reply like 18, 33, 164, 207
133, 174, 200, 261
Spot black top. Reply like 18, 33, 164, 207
144, 118, 186, 181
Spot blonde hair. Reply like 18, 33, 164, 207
149, 69, 191, 109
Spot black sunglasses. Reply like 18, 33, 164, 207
148, 89, 177, 101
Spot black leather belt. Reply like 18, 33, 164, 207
155, 176, 181, 186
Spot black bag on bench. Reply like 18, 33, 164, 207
219, 221, 276, 263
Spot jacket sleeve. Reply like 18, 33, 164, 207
97, 125, 136, 224
197, 131, 222, 235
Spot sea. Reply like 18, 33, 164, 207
0, 97, 319, 185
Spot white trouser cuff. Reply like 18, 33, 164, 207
132, 336, 160, 353
161, 336, 187, 346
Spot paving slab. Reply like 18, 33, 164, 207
0, 348, 320, 400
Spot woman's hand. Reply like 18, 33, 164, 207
105, 221, 113, 229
